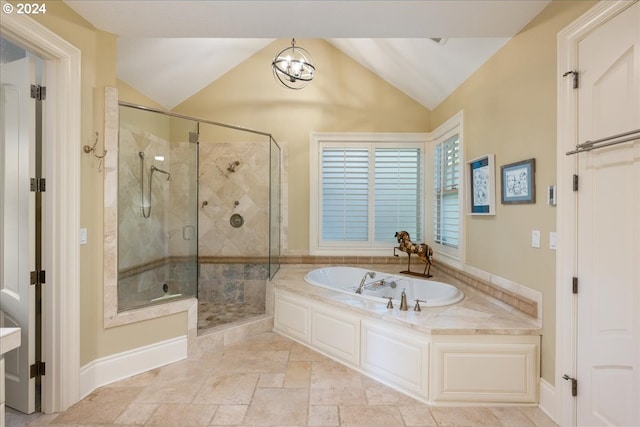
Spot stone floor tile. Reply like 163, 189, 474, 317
243, 388, 309, 426
134, 377, 205, 404
309, 386, 367, 406
308, 405, 339, 426
51, 386, 142, 425
430, 407, 502, 427
215, 349, 290, 374
310, 360, 364, 390
7, 333, 560, 427
284, 361, 312, 388
339, 405, 405, 427
290, 342, 331, 362
257, 373, 285, 388
114, 403, 157, 425
192, 373, 259, 405
144, 403, 217, 426
489, 407, 537, 426
362, 378, 418, 405
398, 404, 438, 426
518, 407, 559, 426
209, 404, 248, 425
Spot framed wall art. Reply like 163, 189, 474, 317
466, 154, 495, 215
501, 158, 536, 204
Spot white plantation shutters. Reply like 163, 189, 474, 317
319, 142, 424, 247
374, 148, 422, 243
321, 147, 369, 241
434, 134, 460, 247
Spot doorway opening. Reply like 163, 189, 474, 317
1, 13, 82, 415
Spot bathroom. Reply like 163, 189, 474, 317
3, 1, 638, 425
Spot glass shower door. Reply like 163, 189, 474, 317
117, 106, 198, 311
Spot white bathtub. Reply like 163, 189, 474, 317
304, 266, 464, 308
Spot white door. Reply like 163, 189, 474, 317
0, 57, 37, 414
576, 3, 640, 426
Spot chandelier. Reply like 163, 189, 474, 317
271, 38, 315, 90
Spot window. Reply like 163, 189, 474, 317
433, 134, 460, 248
310, 133, 426, 255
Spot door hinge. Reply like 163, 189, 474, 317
30, 361, 46, 379
562, 374, 578, 396
30, 84, 46, 101
572, 277, 578, 294
572, 174, 579, 192
30, 177, 46, 192
30, 270, 46, 286
562, 70, 579, 89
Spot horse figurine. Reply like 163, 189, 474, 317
393, 231, 433, 278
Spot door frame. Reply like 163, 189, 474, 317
556, 1, 637, 425
1, 13, 81, 413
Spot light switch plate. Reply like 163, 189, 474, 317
531, 230, 541, 248
549, 232, 557, 250
80, 228, 88, 245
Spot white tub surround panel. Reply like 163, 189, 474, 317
361, 320, 429, 401
312, 303, 360, 367
431, 335, 539, 403
271, 265, 541, 405
274, 292, 311, 344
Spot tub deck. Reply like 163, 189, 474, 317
270, 264, 540, 336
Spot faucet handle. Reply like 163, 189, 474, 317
385, 296, 393, 309
414, 299, 426, 311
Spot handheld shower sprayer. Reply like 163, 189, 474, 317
139, 151, 172, 218
151, 165, 171, 181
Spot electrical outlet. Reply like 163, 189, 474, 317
531, 230, 541, 248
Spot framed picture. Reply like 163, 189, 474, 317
501, 158, 536, 204
466, 154, 495, 215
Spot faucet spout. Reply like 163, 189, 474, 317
399, 289, 408, 311
355, 271, 376, 294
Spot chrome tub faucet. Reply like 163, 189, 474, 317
355, 271, 376, 294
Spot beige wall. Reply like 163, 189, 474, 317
431, 0, 596, 383
27, 1, 186, 365
174, 39, 432, 252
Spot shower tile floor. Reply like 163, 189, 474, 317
198, 301, 265, 330
8, 332, 558, 427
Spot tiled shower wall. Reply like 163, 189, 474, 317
197, 141, 271, 320
198, 141, 270, 257
118, 123, 270, 314
118, 122, 171, 270
118, 118, 198, 310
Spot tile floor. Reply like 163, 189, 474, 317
7, 332, 558, 427
198, 301, 265, 331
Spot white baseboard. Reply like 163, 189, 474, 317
538, 378, 557, 423
79, 335, 188, 399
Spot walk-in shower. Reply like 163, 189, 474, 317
117, 103, 281, 333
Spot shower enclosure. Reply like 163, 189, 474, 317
117, 103, 280, 332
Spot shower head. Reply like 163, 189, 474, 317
139, 152, 145, 159
151, 165, 171, 181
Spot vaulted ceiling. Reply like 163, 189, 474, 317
64, 1, 550, 110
